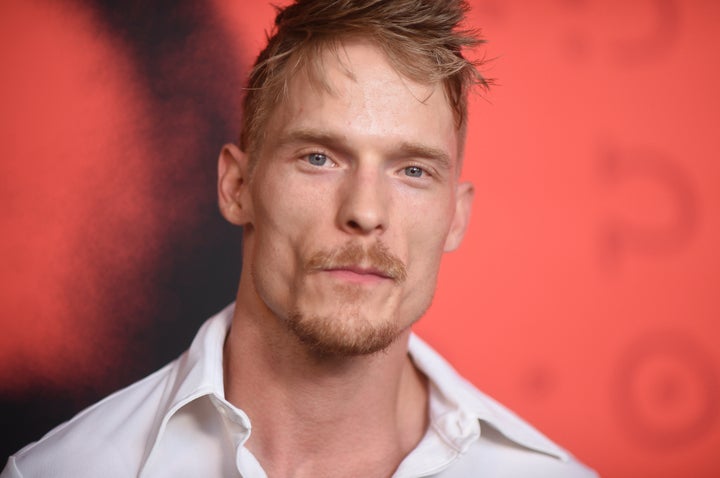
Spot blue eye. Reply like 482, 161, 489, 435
404, 166, 424, 177
307, 153, 328, 166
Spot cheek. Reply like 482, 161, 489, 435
248, 171, 339, 316
402, 191, 455, 255
250, 169, 334, 262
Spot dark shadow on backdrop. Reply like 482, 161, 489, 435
2, 0, 245, 458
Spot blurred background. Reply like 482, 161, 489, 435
1, 1, 718, 476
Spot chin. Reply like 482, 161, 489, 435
286, 309, 404, 357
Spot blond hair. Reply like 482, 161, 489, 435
240, 0, 489, 158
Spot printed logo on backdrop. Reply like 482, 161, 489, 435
613, 330, 719, 448
598, 144, 698, 267
558, 0, 680, 65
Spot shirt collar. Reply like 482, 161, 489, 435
141, 303, 242, 472
142, 303, 567, 471
408, 333, 569, 461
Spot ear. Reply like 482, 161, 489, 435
218, 143, 252, 226
443, 181, 474, 252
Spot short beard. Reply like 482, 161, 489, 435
286, 308, 401, 357
286, 241, 409, 357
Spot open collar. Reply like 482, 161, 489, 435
140, 303, 242, 474
408, 333, 569, 461
140, 303, 567, 473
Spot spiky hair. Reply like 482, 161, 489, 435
240, 0, 489, 157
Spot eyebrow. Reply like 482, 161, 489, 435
276, 129, 349, 152
276, 128, 452, 169
395, 141, 451, 170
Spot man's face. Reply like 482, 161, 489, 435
228, 41, 472, 356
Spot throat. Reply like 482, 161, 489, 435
224, 316, 429, 477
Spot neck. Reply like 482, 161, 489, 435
223, 288, 429, 478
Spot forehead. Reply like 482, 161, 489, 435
261, 40, 459, 163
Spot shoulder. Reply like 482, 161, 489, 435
445, 425, 599, 477
3, 305, 234, 478
3, 362, 177, 478
409, 334, 599, 477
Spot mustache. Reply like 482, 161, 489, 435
305, 242, 407, 283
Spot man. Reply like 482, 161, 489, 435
3, 0, 597, 476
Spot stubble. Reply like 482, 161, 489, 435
287, 241, 408, 356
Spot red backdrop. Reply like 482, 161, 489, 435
1, 1, 719, 477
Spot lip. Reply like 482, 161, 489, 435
321, 266, 393, 284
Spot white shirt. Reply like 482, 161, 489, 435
2, 304, 598, 477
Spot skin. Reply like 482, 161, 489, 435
217, 40, 474, 477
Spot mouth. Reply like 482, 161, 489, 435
321, 265, 395, 284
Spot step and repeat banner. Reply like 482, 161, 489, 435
1, 1, 718, 476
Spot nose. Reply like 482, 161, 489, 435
336, 168, 389, 235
